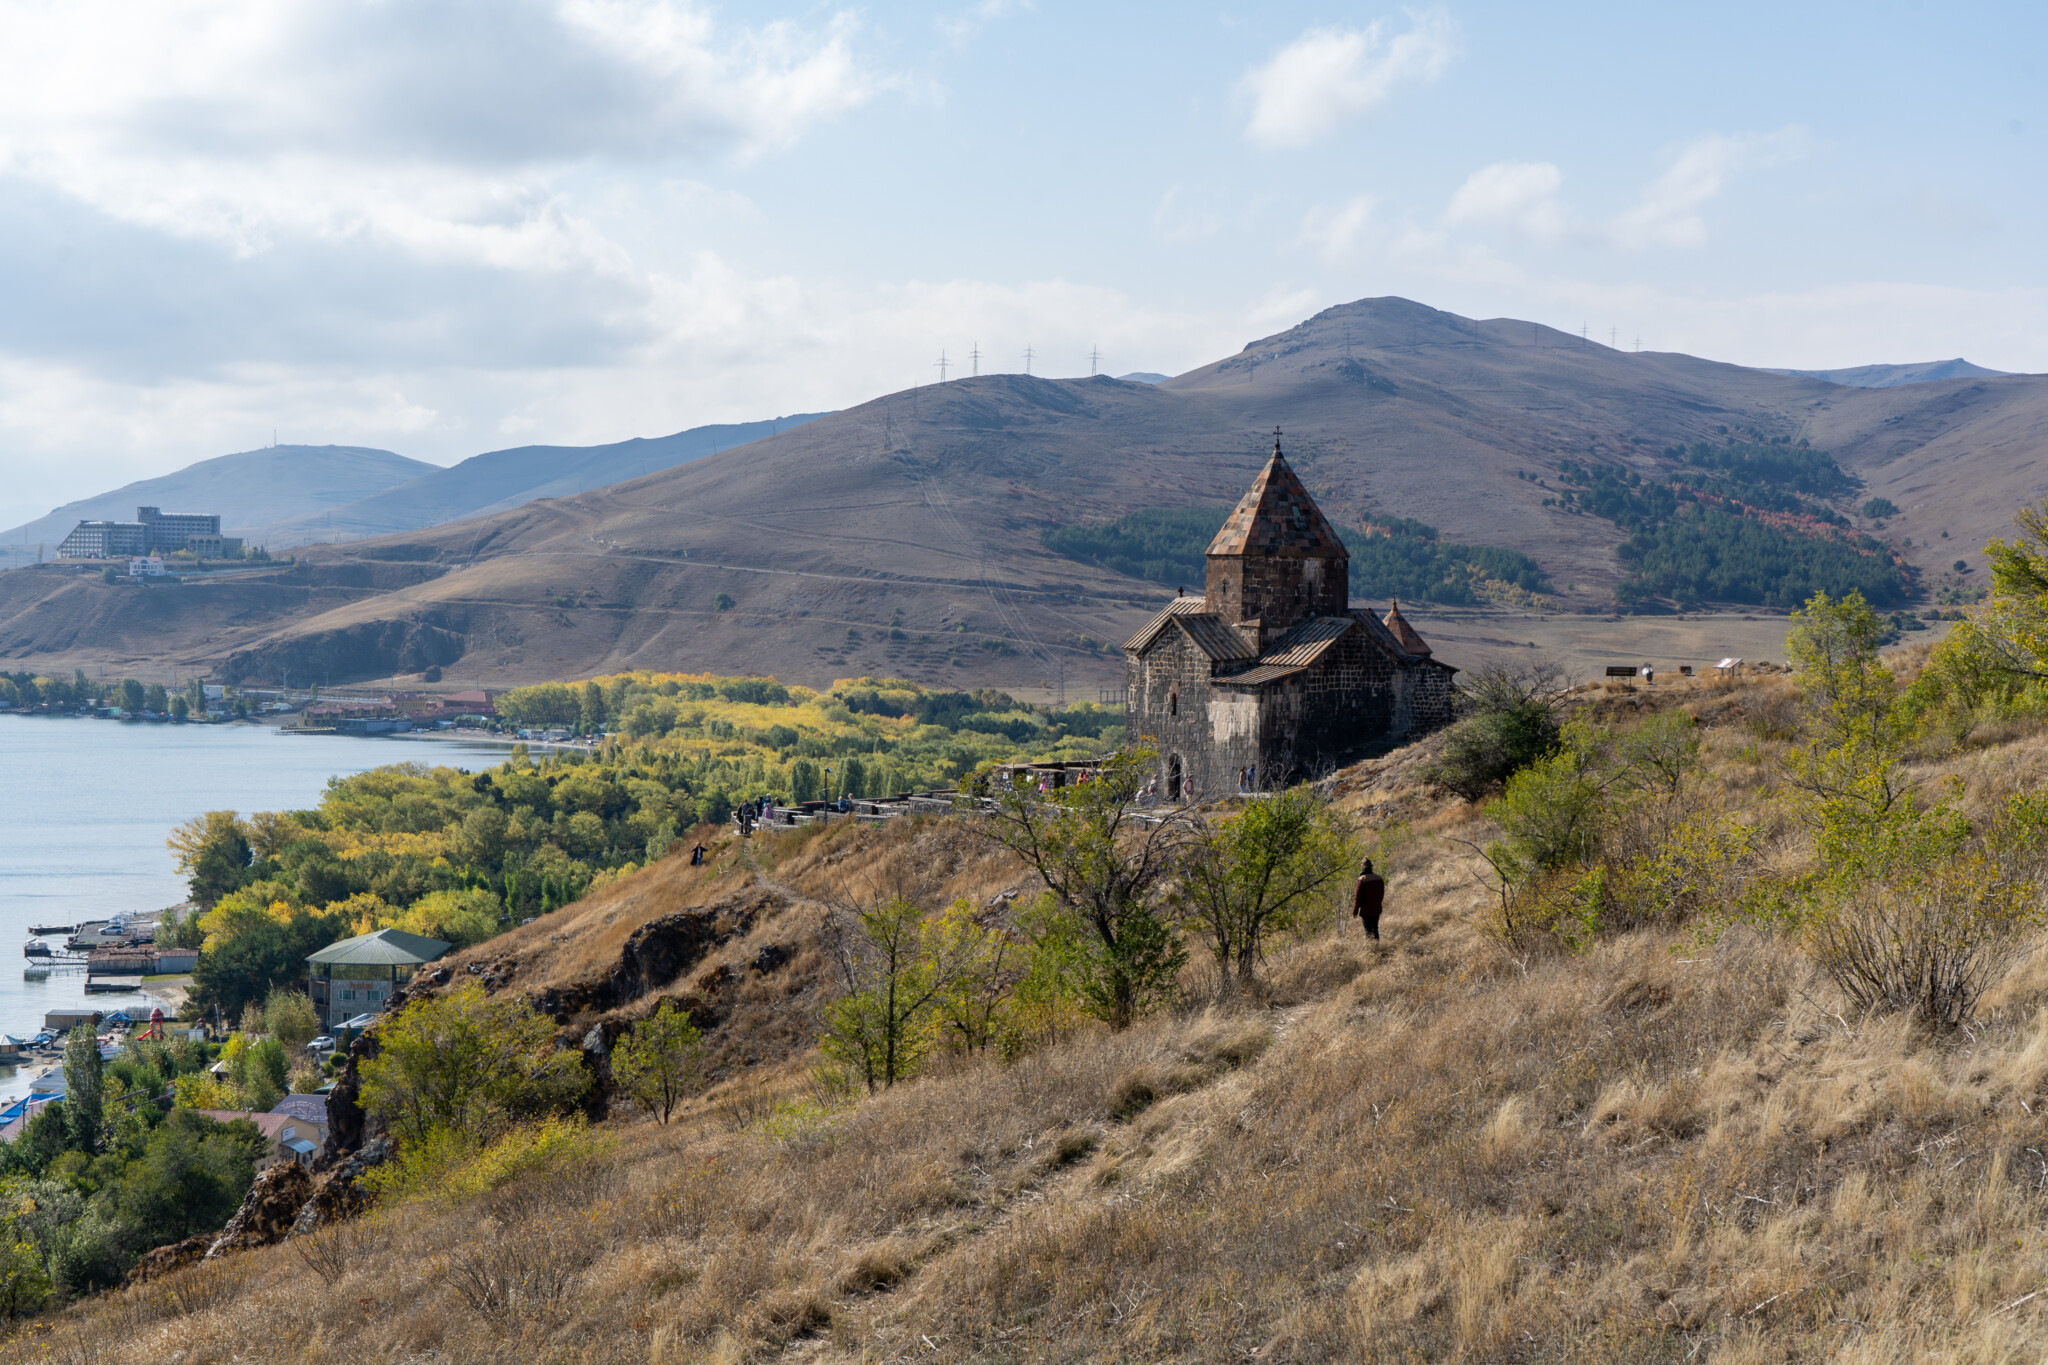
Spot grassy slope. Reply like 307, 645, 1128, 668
16, 673, 2048, 1363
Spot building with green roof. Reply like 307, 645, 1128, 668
305, 928, 451, 1029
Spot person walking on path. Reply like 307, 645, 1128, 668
1353, 858, 1385, 940
689, 842, 706, 867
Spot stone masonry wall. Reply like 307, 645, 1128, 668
1124, 631, 1256, 801
1204, 553, 1349, 641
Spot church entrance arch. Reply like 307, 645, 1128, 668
1166, 754, 1183, 803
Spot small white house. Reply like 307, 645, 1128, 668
128, 556, 166, 578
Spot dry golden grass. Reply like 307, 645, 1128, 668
11, 676, 2048, 1363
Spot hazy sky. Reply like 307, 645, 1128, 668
0, 0, 2041, 528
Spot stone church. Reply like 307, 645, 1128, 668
1121, 434, 1457, 801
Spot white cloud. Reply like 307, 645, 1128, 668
937, 0, 1034, 44
0, 0, 878, 258
1609, 128, 1808, 249
1444, 161, 1566, 241
1298, 195, 1378, 261
1238, 10, 1457, 149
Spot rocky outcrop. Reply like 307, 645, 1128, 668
222, 614, 466, 687
320, 1022, 384, 1157
293, 1136, 395, 1234
127, 1234, 211, 1284
207, 1161, 314, 1258
531, 894, 772, 1024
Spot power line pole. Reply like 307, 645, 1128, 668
934, 350, 949, 382
1633, 336, 1642, 354
1580, 323, 1588, 348
1609, 327, 1617, 349
1088, 345, 1101, 376
1022, 344, 1033, 375
969, 341, 981, 377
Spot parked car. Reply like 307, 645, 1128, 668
308, 1036, 336, 1054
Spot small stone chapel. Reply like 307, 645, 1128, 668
1121, 432, 1457, 801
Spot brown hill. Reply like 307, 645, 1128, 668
18, 669, 2048, 1362
2, 296, 2043, 689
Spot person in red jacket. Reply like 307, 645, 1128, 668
1353, 858, 1385, 940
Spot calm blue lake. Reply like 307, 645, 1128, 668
0, 714, 509, 1099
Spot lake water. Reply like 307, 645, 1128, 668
0, 714, 509, 1100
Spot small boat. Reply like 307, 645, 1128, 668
83, 980, 139, 994
27, 926, 73, 937
23, 942, 51, 960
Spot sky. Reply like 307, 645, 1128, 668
0, 0, 2041, 529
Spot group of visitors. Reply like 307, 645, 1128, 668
732, 794, 781, 837
1235, 763, 1258, 794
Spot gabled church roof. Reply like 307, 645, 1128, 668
1205, 433, 1349, 560
1122, 597, 1257, 661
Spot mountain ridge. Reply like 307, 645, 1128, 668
0, 445, 434, 562
3, 296, 2045, 689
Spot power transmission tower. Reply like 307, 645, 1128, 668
1088, 345, 1101, 375
934, 350, 949, 382
969, 342, 981, 377
1022, 344, 1034, 375
1609, 327, 1617, 349
1633, 336, 1642, 353
1580, 323, 1588, 347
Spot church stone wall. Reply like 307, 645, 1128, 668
1123, 631, 1256, 801
1204, 553, 1348, 639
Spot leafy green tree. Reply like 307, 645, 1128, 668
820, 894, 976, 1091
118, 678, 145, 713
979, 750, 1188, 1029
143, 683, 168, 713
609, 1000, 705, 1123
789, 759, 822, 803
169, 694, 189, 721
191, 911, 343, 1021
62, 1027, 103, 1157
167, 811, 254, 907
1784, 589, 1913, 817
1178, 787, 1354, 988
239, 1038, 289, 1111
1908, 500, 2048, 735
100, 1113, 265, 1270
579, 679, 606, 734
928, 898, 1023, 1055
1486, 732, 1608, 883
359, 983, 589, 1144
0, 1236, 50, 1320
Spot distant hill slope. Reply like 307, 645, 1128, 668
0, 445, 434, 561
1770, 358, 2011, 388
5, 296, 2048, 689
246, 414, 830, 547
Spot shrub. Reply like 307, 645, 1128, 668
1423, 661, 1567, 799
1803, 855, 2038, 1028
263, 986, 320, 1050
361, 1115, 610, 1206
610, 1000, 706, 1123
358, 984, 590, 1144
1177, 786, 1354, 988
